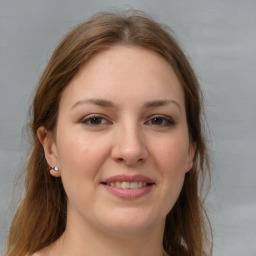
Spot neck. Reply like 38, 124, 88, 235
55, 213, 166, 256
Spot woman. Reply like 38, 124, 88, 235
6, 11, 212, 256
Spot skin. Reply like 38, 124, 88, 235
37, 45, 195, 256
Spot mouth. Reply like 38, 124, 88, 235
102, 181, 152, 189
101, 175, 155, 199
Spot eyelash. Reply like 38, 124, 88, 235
80, 115, 111, 126
145, 115, 175, 127
80, 115, 175, 127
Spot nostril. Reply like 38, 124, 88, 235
111, 139, 148, 165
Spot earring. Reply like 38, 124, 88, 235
50, 166, 61, 178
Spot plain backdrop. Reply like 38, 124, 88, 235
0, 0, 255, 255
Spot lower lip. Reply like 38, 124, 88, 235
102, 184, 153, 200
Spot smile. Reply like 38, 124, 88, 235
105, 181, 148, 189
101, 175, 155, 199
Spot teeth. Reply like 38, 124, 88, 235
130, 182, 138, 189
106, 181, 148, 189
121, 182, 129, 189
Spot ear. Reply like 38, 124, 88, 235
37, 126, 61, 177
185, 142, 196, 173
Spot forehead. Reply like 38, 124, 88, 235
59, 45, 185, 109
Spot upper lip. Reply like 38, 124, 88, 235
101, 175, 154, 184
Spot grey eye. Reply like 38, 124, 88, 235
147, 116, 174, 127
81, 115, 108, 126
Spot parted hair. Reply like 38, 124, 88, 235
6, 10, 212, 256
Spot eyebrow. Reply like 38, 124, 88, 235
71, 98, 181, 111
71, 98, 115, 110
143, 99, 181, 111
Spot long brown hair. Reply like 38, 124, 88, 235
6, 11, 212, 256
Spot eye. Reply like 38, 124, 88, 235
146, 115, 174, 127
81, 115, 110, 127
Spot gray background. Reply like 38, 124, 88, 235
0, 0, 255, 255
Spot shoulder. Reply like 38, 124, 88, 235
29, 252, 47, 256
29, 247, 51, 256
29, 253, 42, 256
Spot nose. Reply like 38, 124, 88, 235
111, 124, 148, 166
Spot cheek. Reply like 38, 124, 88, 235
153, 133, 189, 189
55, 133, 107, 201
55, 130, 111, 179
57, 135, 89, 167
153, 134, 190, 173
158, 139, 188, 207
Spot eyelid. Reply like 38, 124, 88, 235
80, 114, 112, 126
145, 114, 175, 126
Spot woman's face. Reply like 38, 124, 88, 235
45, 45, 195, 236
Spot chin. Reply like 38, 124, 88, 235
97, 208, 164, 236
